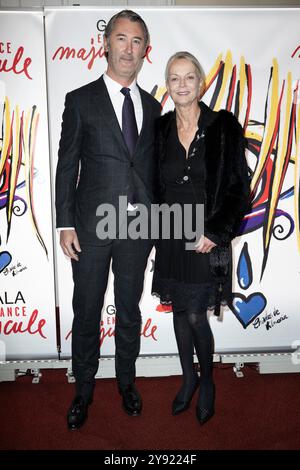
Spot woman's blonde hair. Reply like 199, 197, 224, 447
165, 51, 206, 93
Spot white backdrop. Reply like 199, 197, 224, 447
0, 10, 57, 359
45, 7, 300, 357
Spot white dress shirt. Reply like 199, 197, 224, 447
58, 73, 143, 230
103, 72, 143, 133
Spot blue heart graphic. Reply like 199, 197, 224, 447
230, 292, 267, 329
0, 251, 12, 274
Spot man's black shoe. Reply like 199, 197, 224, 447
67, 395, 91, 430
119, 384, 142, 416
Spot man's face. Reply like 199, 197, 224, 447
104, 18, 147, 84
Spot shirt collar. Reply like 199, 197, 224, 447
103, 73, 138, 97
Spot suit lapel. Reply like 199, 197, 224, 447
134, 87, 152, 158
93, 76, 129, 156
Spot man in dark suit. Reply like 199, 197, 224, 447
56, 10, 161, 430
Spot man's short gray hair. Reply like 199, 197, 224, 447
104, 9, 150, 47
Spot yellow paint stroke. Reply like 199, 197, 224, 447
0, 97, 11, 178
264, 72, 293, 249
245, 131, 262, 141
245, 129, 296, 165
251, 59, 279, 193
238, 56, 247, 123
7, 106, 21, 230
154, 86, 167, 102
294, 97, 300, 251
205, 53, 223, 91
214, 51, 232, 111
25, 107, 48, 257
23, 108, 30, 198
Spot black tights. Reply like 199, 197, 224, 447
173, 308, 214, 400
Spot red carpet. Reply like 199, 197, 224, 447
0, 364, 300, 450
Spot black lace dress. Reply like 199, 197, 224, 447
152, 106, 219, 313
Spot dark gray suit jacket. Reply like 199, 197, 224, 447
55, 75, 161, 245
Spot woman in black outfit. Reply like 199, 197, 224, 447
152, 52, 250, 425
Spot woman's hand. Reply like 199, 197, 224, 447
195, 235, 217, 254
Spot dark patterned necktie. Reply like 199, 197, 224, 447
120, 87, 138, 155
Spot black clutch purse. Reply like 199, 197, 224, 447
209, 245, 231, 316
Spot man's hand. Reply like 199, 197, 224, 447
60, 229, 81, 261
195, 235, 217, 254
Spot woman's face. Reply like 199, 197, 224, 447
166, 58, 202, 107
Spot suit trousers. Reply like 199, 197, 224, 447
71, 236, 153, 402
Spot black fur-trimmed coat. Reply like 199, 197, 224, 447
154, 102, 251, 314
